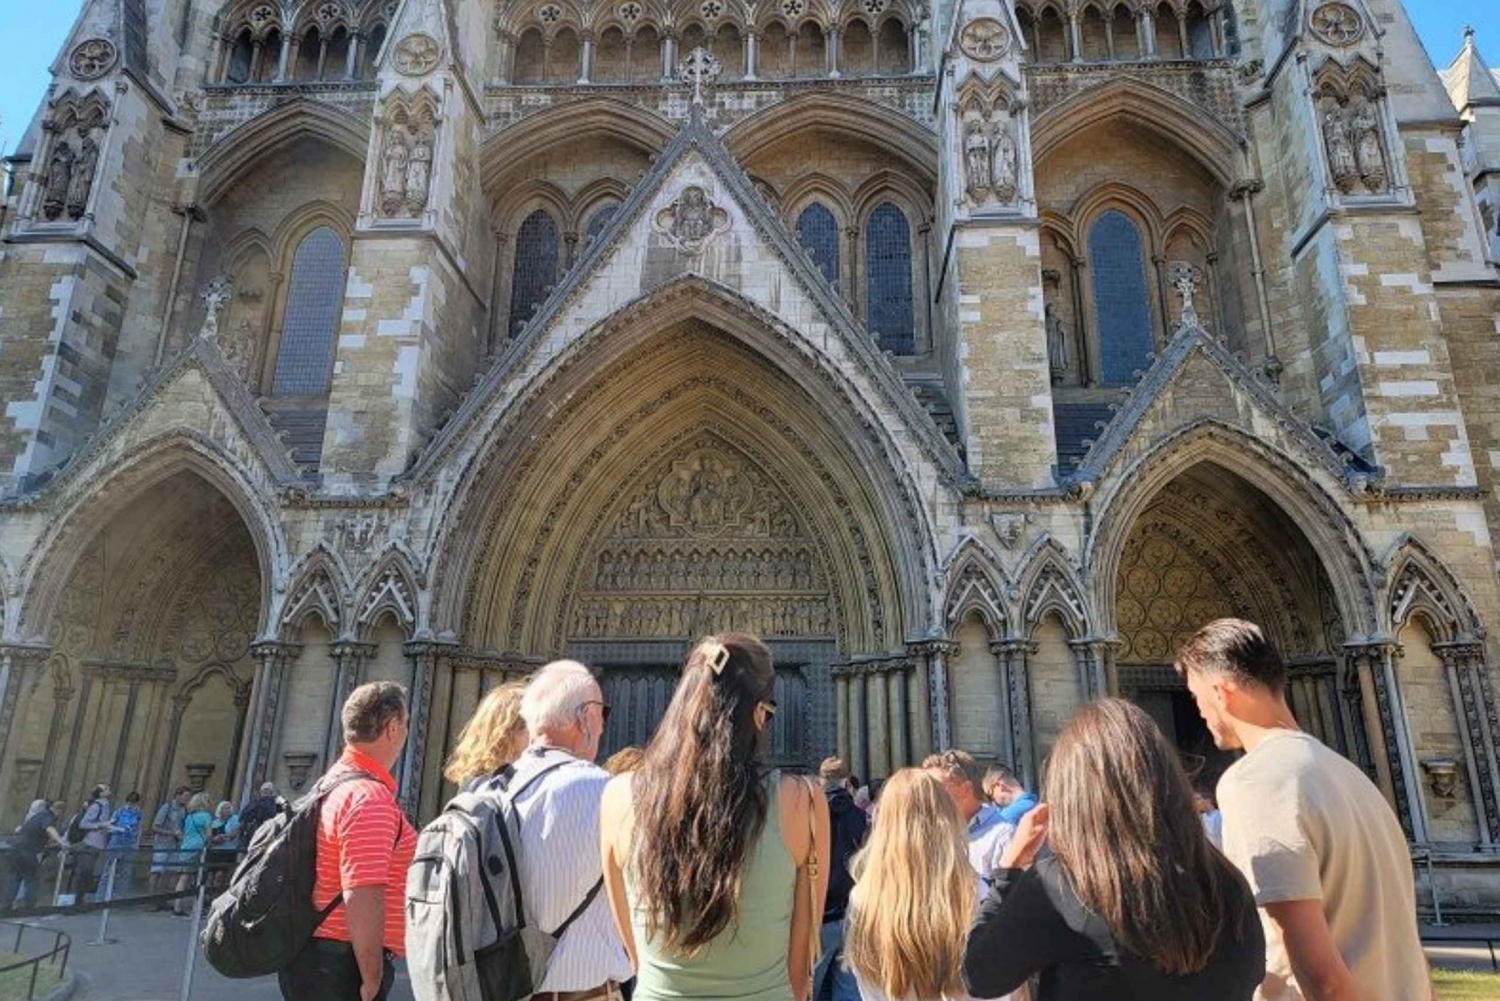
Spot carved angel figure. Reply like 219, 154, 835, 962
380, 131, 410, 216
963, 123, 990, 200
1322, 110, 1357, 193
992, 124, 1018, 202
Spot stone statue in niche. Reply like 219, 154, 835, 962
991, 123, 1018, 203
404, 131, 433, 214
963, 123, 991, 200
1044, 302, 1068, 384
66, 131, 99, 220
380, 128, 410, 216
42, 140, 75, 221
1322, 107, 1358, 194
1350, 103, 1387, 193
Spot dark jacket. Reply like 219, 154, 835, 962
236, 795, 281, 848
823, 785, 868, 922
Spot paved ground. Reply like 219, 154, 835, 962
8, 908, 1500, 999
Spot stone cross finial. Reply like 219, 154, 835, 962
199, 275, 235, 341
1167, 261, 1200, 328
679, 46, 722, 106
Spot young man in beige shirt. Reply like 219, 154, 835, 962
1176, 618, 1431, 1001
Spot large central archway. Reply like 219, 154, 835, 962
447, 318, 919, 768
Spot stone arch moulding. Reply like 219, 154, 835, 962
723, 93, 939, 185
1382, 535, 1485, 644
941, 536, 1013, 638
1030, 76, 1247, 189
193, 100, 371, 206
352, 544, 425, 642
479, 99, 674, 194
1017, 536, 1091, 640
417, 279, 944, 651
1084, 420, 1377, 642
278, 542, 352, 641
16, 432, 286, 646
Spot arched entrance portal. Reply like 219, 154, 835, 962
1113, 462, 1360, 786
2, 469, 263, 826
453, 320, 915, 778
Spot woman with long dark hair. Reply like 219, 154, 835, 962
601, 634, 831, 1001
963, 699, 1264, 1000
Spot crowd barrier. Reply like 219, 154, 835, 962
0, 920, 71, 1000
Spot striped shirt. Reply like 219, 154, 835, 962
494, 746, 632, 992
311, 747, 416, 955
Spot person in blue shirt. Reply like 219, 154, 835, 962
983, 763, 1040, 825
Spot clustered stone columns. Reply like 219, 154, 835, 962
993, 637, 1037, 786
401, 640, 457, 816
242, 640, 298, 803
0, 645, 50, 780
831, 654, 928, 780
1436, 641, 1500, 846
1344, 641, 1422, 841
325, 641, 377, 767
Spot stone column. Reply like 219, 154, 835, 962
402, 641, 455, 817
154, 691, 195, 809
0, 645, 49, 777
1068, 10, 1083, 62
851, 669, 868, 782
346, 33, 361, 78
906, 646, 934, 761
1139, 8, 1156, 58
867, 663, 890, 778
1068, 256, 1093, 385
1103, 12, 1116, 59
243, 641, 297, 801
579, 32, 595, 84
326, 641, 376, 765
835, 668, 851, 762
249, 39, 266, 79
1228, 180, 1280, 378
35, 678, 74, 798
496, 32, 517, 84
910, 640, 956, 751
224, 683, 253, 802
316, 37, 331, 79
1175, 12, 1188, 57
827, 27, 841, 77
1151, 253, 1171, 341
661, 33, 675, 81
887, 660, 910, 770
996, 638, 1036, 784
1437, 642, 1500, 845
745, 31, 758, 80
1069, 638, 1111, 701
1344, 642, 1420, 840
276, 34, 294, 81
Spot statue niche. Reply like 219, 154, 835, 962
40, 95, 109, 223
377, 92, 439, 219
958, 84, 1021, 210
1314, 61, 1390, 198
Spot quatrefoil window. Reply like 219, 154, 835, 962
700, 0, 724, 17
780, 0, 804, 18
539, 4, 563, 22
620, 2, 643, 20
863, 0, 887, 13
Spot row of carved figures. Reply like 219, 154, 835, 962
571, 596, 832, 637
42, 126, 101, 222
1321, 99, 1388, 196
593, 546, 822, 592
962, 117, 1020, 206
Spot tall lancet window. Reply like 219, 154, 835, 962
796, 203, 840, 287
271, 226, 346, 397
865, 201, 914, 354
508, 209, 561, 337
1088, 209, 1154, 385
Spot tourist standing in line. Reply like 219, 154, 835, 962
963, 699, 1264, 1001
443, 679, 528, 792
172, 792, 215, 916
983, 764, 1039, 825
494, 659, 630, 1001
813, 756, 867, 1001
237, 781, 283, 850
1194, 788, 1224, 850
1176, 619, 1431, 1001
604, 745, 645, 775
843, 768, 980, 1001
922, 750, 1014, 888
69, 783, 114, 902
1, 800, 66, 912
150, 786, 189, 899
601, 635, 831, 1001
281, 681, 416, 1001
104, 790, 142, 900
209, 800, 241, 889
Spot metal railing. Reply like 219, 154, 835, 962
0, 921, 71, 1000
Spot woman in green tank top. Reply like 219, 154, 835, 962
601, 634, 831, 1001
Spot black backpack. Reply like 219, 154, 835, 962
200, 771, 370, 978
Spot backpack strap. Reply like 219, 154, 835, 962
550, 877, 604, 939
305, 770, 381, 923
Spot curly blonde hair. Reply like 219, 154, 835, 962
444, 681, 528, 785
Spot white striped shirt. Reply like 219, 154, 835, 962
503, 746, 633, 992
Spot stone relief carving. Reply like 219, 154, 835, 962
989, 511, 1031, 549
959, 17, 1010, 61
1308, 2, 1363, 46
1315, 62, 1390, 198
393, 33, 443, 75
377, 94, 438, 218
679, 46, 722, 105
1349, 103, 1387, 192
40, 96, 108, 223
69, 38, 117, 80
958, 91, 1021, 209
1167, 261, 1202, 327
198, 275, 234, 341
1044, 302, 1068, 384
963, 123, 991, 201
655, 185, 730, 253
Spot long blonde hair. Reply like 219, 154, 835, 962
444, 681, 528, 785
1046, 698, 1254, 976
844, 768, 975, 1001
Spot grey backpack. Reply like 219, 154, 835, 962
405, 756, 604, 1001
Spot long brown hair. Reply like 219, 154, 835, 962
630, 633, 776, 953
1045, 698, 1253, 976
844, 769, 974, 1000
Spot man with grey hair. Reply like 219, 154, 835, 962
237, 781, 283, 850
487, 659, 629, 1001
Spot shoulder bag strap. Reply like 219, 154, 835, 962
550, 876, 605, 939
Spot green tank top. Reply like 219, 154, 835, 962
625, 770, 796, 1001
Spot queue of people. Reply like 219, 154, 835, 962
226, 616, 1430, 1001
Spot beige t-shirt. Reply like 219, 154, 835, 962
1217, 729, 1428, 1001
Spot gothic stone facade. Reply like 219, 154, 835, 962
2, 0, 1500, 912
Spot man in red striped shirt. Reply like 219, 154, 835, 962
279, 681, 416, 1001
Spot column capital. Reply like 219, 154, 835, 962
907, 638, 959, 657
990, 637, 1037, 657
1229, 178, 1265, 200
0, 642, 52, 666
250, 639, 300, 667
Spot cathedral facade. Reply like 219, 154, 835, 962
2, 0, 1500, 910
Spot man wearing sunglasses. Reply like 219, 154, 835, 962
489, 660, 632, 1001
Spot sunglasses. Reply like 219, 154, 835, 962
760, 699, 778, 718
580, 700, 612, 725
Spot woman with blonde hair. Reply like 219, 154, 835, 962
601, 633, 830, 1001
843, 767, 979, 1001
444, 680, 527, 791
963, 699, 1264, 1000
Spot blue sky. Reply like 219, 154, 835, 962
0, 0, 1494, 158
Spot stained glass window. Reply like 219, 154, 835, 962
796, 203, 840, 287
865, 201, 914, 354
1088, 209, 1154, 385
508, 209, 560, 337
271, 226, 345, 397
585, 203, 619, 245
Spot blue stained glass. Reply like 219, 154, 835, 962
796, 203, 840, 287
585, 203, 618, 244
271, 226, 345, 397
1088, 210, 1154, 385
865, 201, 914, 354
508, 209, 560, 337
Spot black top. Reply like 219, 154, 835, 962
963, 857, 1265, 1001
15, 809, 58, 854
823, 785, 869, 921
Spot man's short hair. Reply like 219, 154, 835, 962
521, 660, 599, 736
259, 782, 277, 797
1175, 618, 1287, 692
983, 763, 1018, 796
343, 681, 409, 743
818, 756, 850, 785
922, 748, 985, 798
